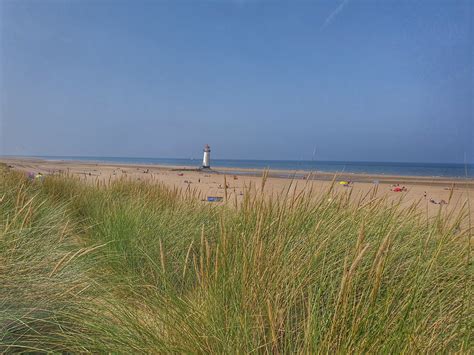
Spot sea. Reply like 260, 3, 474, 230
24, 156, 474, 178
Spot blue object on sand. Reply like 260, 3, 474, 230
207, 196, 223, 202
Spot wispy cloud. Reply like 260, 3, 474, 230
321, 0, 350, 29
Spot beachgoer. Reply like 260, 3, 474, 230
34, 172, 44, 182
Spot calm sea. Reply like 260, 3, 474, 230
29, 156, 473, 178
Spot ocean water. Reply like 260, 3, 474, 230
29, 156, 474, 178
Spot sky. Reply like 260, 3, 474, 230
0, 0, 472, 163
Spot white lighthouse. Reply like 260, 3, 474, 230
202, 144, 211, 169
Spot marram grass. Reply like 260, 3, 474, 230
0, 165, 472, 353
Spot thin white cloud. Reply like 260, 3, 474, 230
321, 0, 350, 29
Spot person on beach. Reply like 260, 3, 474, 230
430, 198, 447, 205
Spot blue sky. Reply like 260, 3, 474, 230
0, 0, 472, 163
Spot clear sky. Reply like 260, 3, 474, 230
0, 0, 472, 163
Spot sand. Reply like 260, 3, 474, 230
2, 157, 473, 221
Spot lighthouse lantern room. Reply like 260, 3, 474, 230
202, 144, 211, 169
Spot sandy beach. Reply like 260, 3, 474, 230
2, 157, 473, 222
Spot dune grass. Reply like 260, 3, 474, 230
0, 165, 472, 352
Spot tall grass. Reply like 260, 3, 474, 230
0, 165, 471, 352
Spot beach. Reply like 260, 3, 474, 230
1, 158, 472, 352
2, 157, 473, 220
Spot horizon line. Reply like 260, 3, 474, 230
1, 154, 473, 167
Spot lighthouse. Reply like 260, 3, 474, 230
202, 144, 211, 169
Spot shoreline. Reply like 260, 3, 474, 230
1, 157, 473, 188
2, 155, 474, 177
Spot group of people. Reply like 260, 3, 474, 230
391, 184, 449, 205
391, 184, 407, 192
429, 198, 448, 205
339, 180, 352, 187
424, 190, 448, 205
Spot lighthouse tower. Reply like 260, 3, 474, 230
202, 144, 211, 169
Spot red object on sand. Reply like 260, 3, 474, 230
393, 187, 402, 192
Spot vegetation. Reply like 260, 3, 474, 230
0, 165, 472, 352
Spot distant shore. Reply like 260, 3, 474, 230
2, 155, 472, 179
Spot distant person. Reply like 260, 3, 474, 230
34, 172, 44, 182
